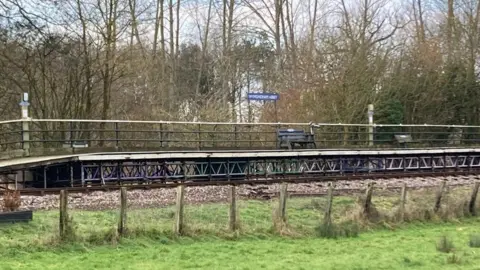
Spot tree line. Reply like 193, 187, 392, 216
0, 0, 479, 126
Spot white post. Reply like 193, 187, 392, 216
20, 93, 30, 156
368, 104, 374, 146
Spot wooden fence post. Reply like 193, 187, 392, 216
323, 183, 334, 225
278, 183, 288, 223
118, 187, 127, 236
363, 182, 374, 215
229, 185, 238, 231
434, 180, 447, 213
174, 185, 185, 235
399, 183, 407, 222
469, 182, 480, 216
59, 190, 68, 240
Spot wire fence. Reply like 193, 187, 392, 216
1, 180, 479, 246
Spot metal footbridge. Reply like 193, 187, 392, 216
1, 118, 480, 190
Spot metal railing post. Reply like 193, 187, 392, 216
19, 93, 30, 156
165, 123, 170, 148
249, 125, 252, 148
234, 125, 238, 148
197, 124, 201, 150
20, 119, 30, 156
368, 104, 374, 147
115, 122, 119, 149
275, 123, 280, 149
159, 123, 163, 148
212, 125, 217, 148
69, 121, 74, 149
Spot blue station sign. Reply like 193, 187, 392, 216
247, 93, 279, 101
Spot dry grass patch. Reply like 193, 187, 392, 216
2, 190, 21, 212
333, 185, 479, 232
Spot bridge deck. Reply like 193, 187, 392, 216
2, 147, 480, 173
76, 147, 480, 160
2, 147, 480, 188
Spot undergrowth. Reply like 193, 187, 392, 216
468, 234, 480, 248
446, 253, 462, 265
316, 221, 359, 239
311, 184, 480, 241
436, 235, 455, 253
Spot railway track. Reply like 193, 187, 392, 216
3, 169, 480, 196
9, 174, 479, 212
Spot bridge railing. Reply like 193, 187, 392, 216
0, 119, 313, 156
311, 123, 474, 148
0, 119, 479, 158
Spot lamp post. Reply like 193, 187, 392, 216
20, 93, 29, 118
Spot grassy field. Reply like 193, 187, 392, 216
1, 186, 480, 269
0, 196, 355, 250
1, 220, 480, 269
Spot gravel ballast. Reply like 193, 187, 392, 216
9, 175, 480, 211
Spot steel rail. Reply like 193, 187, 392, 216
4, 169, 480, 196
284, 182, 476, 198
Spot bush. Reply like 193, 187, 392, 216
436, 236, 455, 253
339, 222, 360, 238
468, 234, 480, 248
316, 222, 338, 239
2, 190, 21, 212
316, 221, 359, 239
446, 253, 461, 265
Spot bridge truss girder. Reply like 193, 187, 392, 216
74, 153, 480, 186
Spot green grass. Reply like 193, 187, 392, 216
1, 186, 480, 269
0, 187, 478, 249
1, 220, 480, 269
0, 196, 361, 251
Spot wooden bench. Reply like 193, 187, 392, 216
276, 129, 316, 150
394, 134, 412, 148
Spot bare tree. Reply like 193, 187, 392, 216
168, 0, 176, 114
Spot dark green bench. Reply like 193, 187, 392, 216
276, 129, 316, 150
